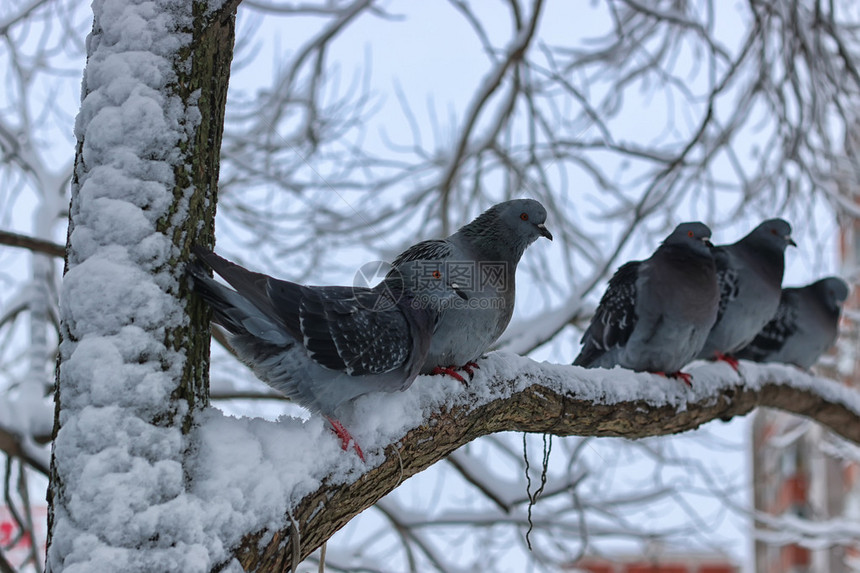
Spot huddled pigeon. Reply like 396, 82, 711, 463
696, 218, 795, 369
391, 198, 552, 382
573, 222, 719, 385
189, 246, 466, 460
735, 276, 849, 369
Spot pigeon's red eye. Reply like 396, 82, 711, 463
688, 230, 694, 237
520, 213, 529, 221
432, 270, 441, 279
771, 228, 778, 235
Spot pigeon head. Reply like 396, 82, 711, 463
812, 276, 849, 313
663, 221, 713, 258
458, 198, 552, 262
746, 218, 795, 252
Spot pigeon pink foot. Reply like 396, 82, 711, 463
326, 417, 364, 461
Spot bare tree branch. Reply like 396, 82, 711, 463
0, 425, 48, 476
0, 229, 65, 258
437, 0, 545, 234
0, 548, 15, 573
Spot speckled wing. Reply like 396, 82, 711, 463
574, 261, 640, 367
191, 247, 412, 377
712, 247, 740, 325
266, 281, 412, 376
736, 290, 800, 361
391, 239, 454, 267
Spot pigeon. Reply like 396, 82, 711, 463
189, 246, 466, 460
573, 222, 720, 385
696, 218, 795, 369
391, 198, 552, 382
735, 277, 849, 369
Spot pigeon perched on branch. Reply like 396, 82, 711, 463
736, 276, 849, 369
696, 218, 795, 369
189, 247, 466, 460
573, 222, 719, 386
392, 198, 552, 382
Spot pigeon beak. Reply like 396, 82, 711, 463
702, 237, 713, 247
786, 235, 796, 247
536, 223, 553, 241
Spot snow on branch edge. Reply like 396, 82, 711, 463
194, 352, 860, 568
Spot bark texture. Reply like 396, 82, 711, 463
170, 1, 238, 428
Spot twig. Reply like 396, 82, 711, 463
0, 230, 64, 258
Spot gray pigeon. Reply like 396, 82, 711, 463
736, 277, 849, 369
391, 198, 552, 381
189, 246, 466, 459
573, 222, 719, 385
696, 218, 795, 369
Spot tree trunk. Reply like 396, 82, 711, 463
46, 1, 238, 569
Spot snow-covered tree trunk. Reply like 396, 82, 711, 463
46, 1, 237, 570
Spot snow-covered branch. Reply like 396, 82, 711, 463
226, 355, 860, 569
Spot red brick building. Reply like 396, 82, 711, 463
570, 550, 739, 573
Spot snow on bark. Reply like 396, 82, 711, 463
49, 1, 205, 571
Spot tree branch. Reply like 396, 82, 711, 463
0, 425, 49, 476
437, 0, 544, 234
0, 230, 65, 258
229, 355, 860, 570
